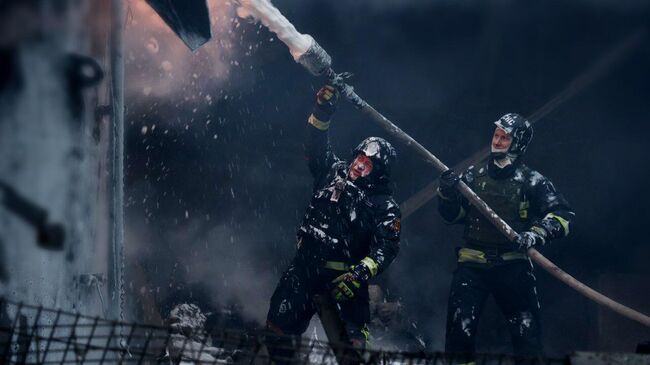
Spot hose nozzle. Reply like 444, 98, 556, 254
296, 37, 332, 76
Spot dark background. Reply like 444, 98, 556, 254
124, 0, 650, 356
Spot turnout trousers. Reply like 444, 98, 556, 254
266, 256, 370, 363
445, 260, 542, 361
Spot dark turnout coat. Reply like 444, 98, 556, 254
297, 126, 401, 273
439, 160, 573, 252
266, 123, 401, 340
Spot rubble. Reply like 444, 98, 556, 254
166, 303, 234, 364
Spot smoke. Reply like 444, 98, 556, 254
182, 222, 279, 322
123, 0, 310, 316
124, 105, 310, 324
125, 158, 304, 324
125, 0, 237, 98
127, 211, 281, 324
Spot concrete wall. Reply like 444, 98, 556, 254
0, 0, 112, 318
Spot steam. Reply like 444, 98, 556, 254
235, 0, 313, 60
125, 1, 236, 98
184, 222, 278, 322
127, 212, 281, 324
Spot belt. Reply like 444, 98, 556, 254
457, 247, 528, 264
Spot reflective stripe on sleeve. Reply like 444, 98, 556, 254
308, 114, 330, 131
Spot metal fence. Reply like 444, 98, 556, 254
0, 298, 565, 364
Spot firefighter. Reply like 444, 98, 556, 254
438, 113, 574, 363
265, 85, 401, 361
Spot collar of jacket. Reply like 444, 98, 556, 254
336, 162, 393, 195
355, 178, 393, 195
487, 157, 523, 180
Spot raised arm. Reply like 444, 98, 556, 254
304, 85, 341, 185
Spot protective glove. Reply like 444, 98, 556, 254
516, 226, 548, 250
330, 258, 375, 302
437, 169, 460, 200
312, 84, 338, 122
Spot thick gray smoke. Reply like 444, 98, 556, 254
127, 214, 281, 323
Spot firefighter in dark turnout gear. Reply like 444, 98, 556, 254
266, 85, 401, 361
438, 113, 574, 363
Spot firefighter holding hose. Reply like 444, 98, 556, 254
437, 113, 574, 362
265, 85, 401, 362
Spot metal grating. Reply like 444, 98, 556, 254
0, 298, 565, 364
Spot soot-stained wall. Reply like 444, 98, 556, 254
0, 0, 110, 317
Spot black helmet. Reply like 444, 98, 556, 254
493, 113, 533, 158
352, 137, 396, 182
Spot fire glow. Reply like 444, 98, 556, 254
125, 0, 235, 98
